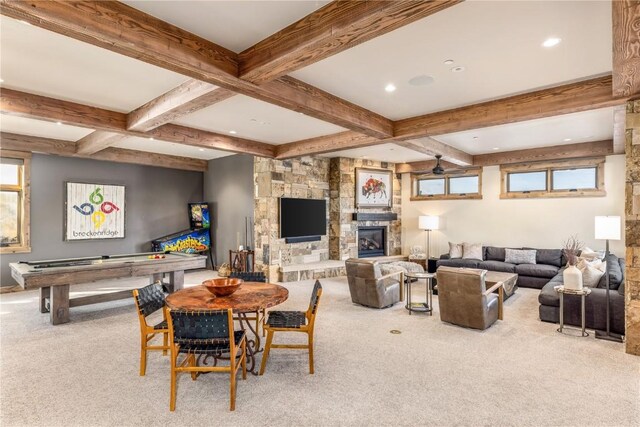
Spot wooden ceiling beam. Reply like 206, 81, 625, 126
395, 159, 460, 174
394, 75, 626, 139
127, 81, 236, 132
75, 131, 127, 155
0, 132, 207, 172
275, 131, 380, 159
394, 137, 473, 166
0, 88, 276, 158
0, 0, 393, 138
472, 140, 614, 167
239, 0, 463, 84
612, 0, 640, 99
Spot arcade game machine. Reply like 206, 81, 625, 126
151, 203, 213, 267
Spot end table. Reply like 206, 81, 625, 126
405, 272, 435, 315
554, 286, 591, 337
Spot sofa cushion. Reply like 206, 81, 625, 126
485, 246, 506, 262
597, 254, 623, 290
478, 260, 516, 273
515, 263, 559, 279
462, 242, 483, 260
538, 282, 560, 307
529, 248, 563, 268
436, 258, 481, 269
505, 249, 537, 265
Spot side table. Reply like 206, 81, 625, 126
554, 286, 591, 337
405, 272, 435, 315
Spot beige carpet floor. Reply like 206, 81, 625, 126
1, 271, 638, 427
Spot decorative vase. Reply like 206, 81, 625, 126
563, 265, 583, 290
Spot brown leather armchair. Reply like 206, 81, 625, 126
345, 258, 403, 309
436, 266, 504, 330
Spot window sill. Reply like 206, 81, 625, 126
411, 194, 482, 201
500, 189, 606, 199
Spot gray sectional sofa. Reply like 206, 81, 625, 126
436, 246, 626, 334
437, 246, 565, 289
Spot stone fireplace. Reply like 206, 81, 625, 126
358, 226, 386, 257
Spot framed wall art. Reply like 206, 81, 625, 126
355, 168, 393, 208
65, 182, 125, 241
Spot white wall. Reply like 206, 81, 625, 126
401, 155, 625, 258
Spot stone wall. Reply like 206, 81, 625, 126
329, 158, 402, 260
254, 156, 330, 270
625, 99, 640, 356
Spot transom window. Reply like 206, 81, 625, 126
0, 151, 31, 254
411, 168, 482, 201
501, 158, 605, 199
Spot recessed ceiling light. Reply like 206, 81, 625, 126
19, 20, 32, 26
542, 37, 561, 48
492, 147, 499, 150
56, 121, 62, 125
472, 136, 478, 140
148, 137, 154, 141
198, 148, 205, 152
408, 75, 434, 87
563, 138, 572, 142
0, 78, 4, 83
451, 66, 465, 73
385, 83, 396, 93
229, 130, 237, 134
444, 59, 454, 65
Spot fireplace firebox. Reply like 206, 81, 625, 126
358, 226, 386, 258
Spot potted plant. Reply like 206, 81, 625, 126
563, 235, 583, 290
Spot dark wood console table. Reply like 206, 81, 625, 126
229, 249, 255, 272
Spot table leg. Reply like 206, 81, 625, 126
407, 280, 412, 315
39, 287, 50, 313
581, 294, 586, 337
50, 284, 70, 325
558, 293, 564, 333
498, 286, 504, 320
169, 270, 184, 292
237, 312, 262, 375
428, 278, 433, 316
152, 273, 163, 284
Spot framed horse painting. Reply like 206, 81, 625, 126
355, 168, 393, 208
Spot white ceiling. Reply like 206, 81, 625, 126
174, 95, 345, 144
320, 143, 430, 164
123, 0, 330, 53
0, 16, 188, 112
0, 114, 94, 141
434, 108, 614, 155
112, 136, 232, 160
290, 0, 612, 120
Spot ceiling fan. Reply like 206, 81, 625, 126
432, 155, 445, 175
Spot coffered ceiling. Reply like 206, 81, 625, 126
0, 0, 634, 169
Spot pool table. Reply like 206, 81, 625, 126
9, 252, 207, 325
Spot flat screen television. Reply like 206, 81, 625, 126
280, 197, 326, 242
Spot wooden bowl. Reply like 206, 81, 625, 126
203, 278, 243, 297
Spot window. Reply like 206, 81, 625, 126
0, 151, 31, 253
501, 158, 605, 199
411, 168, 482, 201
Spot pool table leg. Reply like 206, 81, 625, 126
169, 270, 184, 293
152, 273, 163, 284
50, 284, 70, 325
39, 287, 50, 313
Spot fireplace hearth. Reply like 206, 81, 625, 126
358, 226, 386, 258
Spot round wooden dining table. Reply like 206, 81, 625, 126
166, 282, 288, 374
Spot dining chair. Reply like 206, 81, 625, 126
166, 308, 247, 411
259, 280, 323, 375
132, 283, 170, 376
230, 271, 267, 336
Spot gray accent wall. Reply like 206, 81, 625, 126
1, 154, 203, 286
204, 154, 254, 267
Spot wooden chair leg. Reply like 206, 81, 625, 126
170, 356, 177, 411
163, 332, 168, 356
230, 365, 237, 411
139, 335, 147, 376
190, 354, 197, 380
259, 329, 274, 375
308, 332, 314, 375
262, 309, 266, 337
241, 340, 247, 380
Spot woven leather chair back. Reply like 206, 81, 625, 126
134, 283, 166, 317
170, 309, 232, 345
309, 280, 323, 315
229, 271, 267, 282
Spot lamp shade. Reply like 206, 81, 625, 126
595, 216, 621, 240
419, 215, 439, 230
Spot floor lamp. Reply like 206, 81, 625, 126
418, 215, 440, 263
594, 215, 623, 343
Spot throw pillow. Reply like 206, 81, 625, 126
462, 242, 483, 260
449, 242, 463, 258
505, 248, 537, 264
580, 263, 605, 288
580, 247, 604, 261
